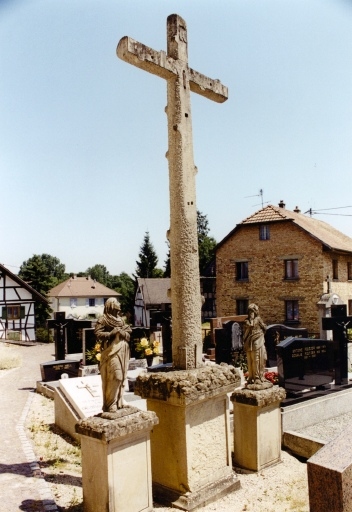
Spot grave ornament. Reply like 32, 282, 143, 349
94, 298, 132, 412
243, 304, 273, 390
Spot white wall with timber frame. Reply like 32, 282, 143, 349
0, 264, 47, 342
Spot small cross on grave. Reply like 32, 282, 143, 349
322, 304, 352, 385
47, 312, 69, 360
117, 14, 228, 369
77, 380, 100, 398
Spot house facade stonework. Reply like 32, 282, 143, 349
216, 203, 352, 335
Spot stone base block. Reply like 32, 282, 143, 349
231, 386, 286, 472
76, 407, 158, 512
307, 421, 352, 512
134, 365, 241, 511
153, 473, 240, 511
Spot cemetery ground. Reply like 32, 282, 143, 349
0, 341, 312, 512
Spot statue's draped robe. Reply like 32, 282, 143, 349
95, 313, 131, 411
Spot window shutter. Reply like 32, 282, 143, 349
20, 306, 25, 319
1, 308, 7, 320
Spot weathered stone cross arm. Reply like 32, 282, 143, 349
117, 36, 228, 103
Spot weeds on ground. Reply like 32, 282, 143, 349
0, 344, 22, 370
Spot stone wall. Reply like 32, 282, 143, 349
216, 221, 352, 333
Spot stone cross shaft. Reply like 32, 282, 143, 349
117, 14, 228, 369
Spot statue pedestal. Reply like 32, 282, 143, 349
76, 407, 158, 512
231, 386, 286, 472
135, 365, 241, 511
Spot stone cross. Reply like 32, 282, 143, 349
117, 14, 228, 369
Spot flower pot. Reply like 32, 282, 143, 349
146, 356, 154, 367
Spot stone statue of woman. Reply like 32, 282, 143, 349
243, 303, 272, 390
94, 298, 132, 412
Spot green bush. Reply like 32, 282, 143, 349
36, 327, 53, 343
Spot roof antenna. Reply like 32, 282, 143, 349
245, 188, 270, 208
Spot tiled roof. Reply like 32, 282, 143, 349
218, 205, 352, 253
137, 278, 171, 305
48, 276, 120, 298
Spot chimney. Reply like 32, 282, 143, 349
278, 200, 286, 208
293, 206, 301, 213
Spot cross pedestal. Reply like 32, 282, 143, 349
134, 366, 241, 510
322, 304, 352, 385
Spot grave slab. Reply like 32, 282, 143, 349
308, 421, 352, 511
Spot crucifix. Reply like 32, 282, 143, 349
117, 14, 228, 370
322, 304, 352, 385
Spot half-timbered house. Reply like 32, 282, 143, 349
0, 263, 47, 342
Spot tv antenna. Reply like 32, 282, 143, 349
245, 189, 270, 208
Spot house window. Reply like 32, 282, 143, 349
70, 298, 77, 308
348, 263, 352, 281
285, 259, 299, 279
332, 259, 338, 280
236, 299, 248, 315
1, 305, 25, 320
236, 261, 248, 281
259, 225, 270, 240
89, 298, 96, 307
285, 300, 299, 322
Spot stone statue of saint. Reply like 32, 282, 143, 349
243, 303, 272, 390
94, 298, 132, 412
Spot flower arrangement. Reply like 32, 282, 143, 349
264, 371, 279, 385
135, 337, 160, 359
86, 342, 102, 365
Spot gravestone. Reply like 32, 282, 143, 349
82, 328, 96, 365
59, 375, 103, 418
40, 359, 80, 382
48, 313, 92, 359
322, 304, 352, 385
276, 337, 334, 394
215, 321, 244, 365
265, 324, 308, 367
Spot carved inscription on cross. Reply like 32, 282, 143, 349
117, 14, 228, 370
322, 305, 352, 385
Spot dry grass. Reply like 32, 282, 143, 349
26, 392, 83, 511
0, 343, 22, 369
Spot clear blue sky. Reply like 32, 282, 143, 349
1, 0, 351, 276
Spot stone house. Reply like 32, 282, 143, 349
48, 276, 120, 320
216, 201, 352, 334
0, 263, 47, 341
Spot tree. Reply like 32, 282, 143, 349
110, 272, 135, 322
197, 211, 217, 276
86, 264, 111, 287
135, 232, 162, 278
18, 254, 66, 327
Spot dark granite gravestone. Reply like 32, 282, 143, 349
47, 312, 68, 360
215, 321, 244, 365
265, 324, 308, 367
276, 337, 334, 394
66, 320, 92, 354
82, 328, 96, 365
40, 359, 80, 382
322, 304, 352, 385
